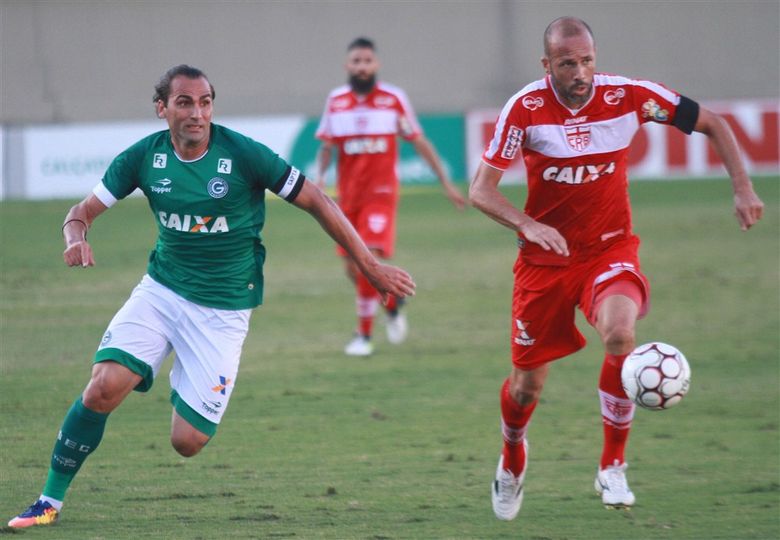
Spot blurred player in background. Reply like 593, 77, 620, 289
469, 17, 764, 520
8, 64, 415, 529
316, 37, 466, 357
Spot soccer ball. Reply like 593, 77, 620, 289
621, 342, 691, 410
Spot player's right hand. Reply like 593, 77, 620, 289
519, 220, 569, 256
63, 240, 95, 268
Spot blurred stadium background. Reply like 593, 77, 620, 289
1, 0, 778, 199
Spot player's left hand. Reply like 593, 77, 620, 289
366, 263, 416, 302
444, 183, 468, 210
734, 187, 764, 231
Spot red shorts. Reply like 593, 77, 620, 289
510, 237, 650, 370
337, 199, 397, 259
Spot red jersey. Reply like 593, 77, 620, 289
316, 82, 422, 213
483, 73, 695, 265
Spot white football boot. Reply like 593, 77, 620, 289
595, 461, 636, 509
385, 311, 408, 345
491, 440, 528, 521
344, 335, 373, 357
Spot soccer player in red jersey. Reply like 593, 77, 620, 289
316, 37, 466, 357
469, 17, 764, 519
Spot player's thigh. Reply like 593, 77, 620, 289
168, 303, 252, 433
95, 276, 175, 393
510, 260, 585, 369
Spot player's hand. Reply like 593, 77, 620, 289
734, 187, 764, 231
365, 263, 416, 302
519, 220, 569, 256
444, 183, 467, 210
63, 240, 95, 268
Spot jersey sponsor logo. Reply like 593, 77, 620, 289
332, 96, 351, 110
217, 158, 232, 174
153, 153, 167, 168
542, 161, 616, 185
501, 125, 523, 159
207, 177, 229, 199
566, 125, 591, 152
641, 98, 669, 122
374, 95, 396, 108
514, 319, 535, 346
522, 95, 544, 111
151, 178, 173, 194
564, 116, 588, 126
604, 88, 626, 106
158, 212, 230, 233
343, 136, 389, 155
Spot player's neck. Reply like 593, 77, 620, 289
171, 138, 210, 162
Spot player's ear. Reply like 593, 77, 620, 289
541, 57, 550, 74
155, 100, 166, 119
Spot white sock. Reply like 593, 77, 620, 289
38, 495, 63, 511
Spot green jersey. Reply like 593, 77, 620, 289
96, 123, 305, 310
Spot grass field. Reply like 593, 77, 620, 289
1, 177, 778, 539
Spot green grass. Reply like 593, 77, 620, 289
1, 177, 778, 539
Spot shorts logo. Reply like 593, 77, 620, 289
522, 95, 544, 111
217, 158, 232, 174
101, 330, 112, 346
641, 98, 669, 122
153, 153, 167, 168
514, 320, 535, 346
368, 213, 388, 234
604, 88, 625, 106
212, 375, 232, 395
565, 125, 591, 152
501, 125, 523, 160
207, 177, 229, 199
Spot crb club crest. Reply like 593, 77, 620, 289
565, 125, 591, 151
522, 95, 544, 111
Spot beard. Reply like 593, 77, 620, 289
349, 73, 376, 94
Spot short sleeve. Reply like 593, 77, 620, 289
245, 140, 306, 202
315, 98, 333, 142
482, 95, 527, 171
100, 143, 144, 201
395, 88, 422, 141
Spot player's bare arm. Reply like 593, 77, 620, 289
469, 162, 569, 256
410, 136, 467, 210
694, 107, 764, 230
291, 180, 416, 299
62, 194, 109, 268
315, 140, 334, 189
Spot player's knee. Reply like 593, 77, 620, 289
602, 324, 635, 354
508, 377, 544, 405
170, 435, 208, 457
82, 379, 122, 413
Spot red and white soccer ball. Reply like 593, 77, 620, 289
621, 342, 691, 410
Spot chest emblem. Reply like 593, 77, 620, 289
207, 177, 229, 199
565, 125, 591, 152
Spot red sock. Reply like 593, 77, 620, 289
599, 353, 635, 469
500, 378, 537, 476
356, 273, 379, 337
384, 294, 398, 314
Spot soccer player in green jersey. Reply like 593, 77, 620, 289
8, 64, 416, 529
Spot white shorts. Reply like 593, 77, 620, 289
96, 275, 251, 427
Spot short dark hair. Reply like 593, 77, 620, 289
543, 17, 594, 56
347, 37, 375, 52
153, 64, 215, 104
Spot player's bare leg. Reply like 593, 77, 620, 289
170, 410, 211, 457
492, 364, 548, 520
593, 285, 641, 509
9, 362, 140, 528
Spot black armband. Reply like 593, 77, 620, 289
672, 95, 699, 134
271, 165, 305, 202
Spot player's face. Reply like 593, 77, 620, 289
157, 75, 213, 152
346, 47, 379, 92
543, 33, 596, 109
